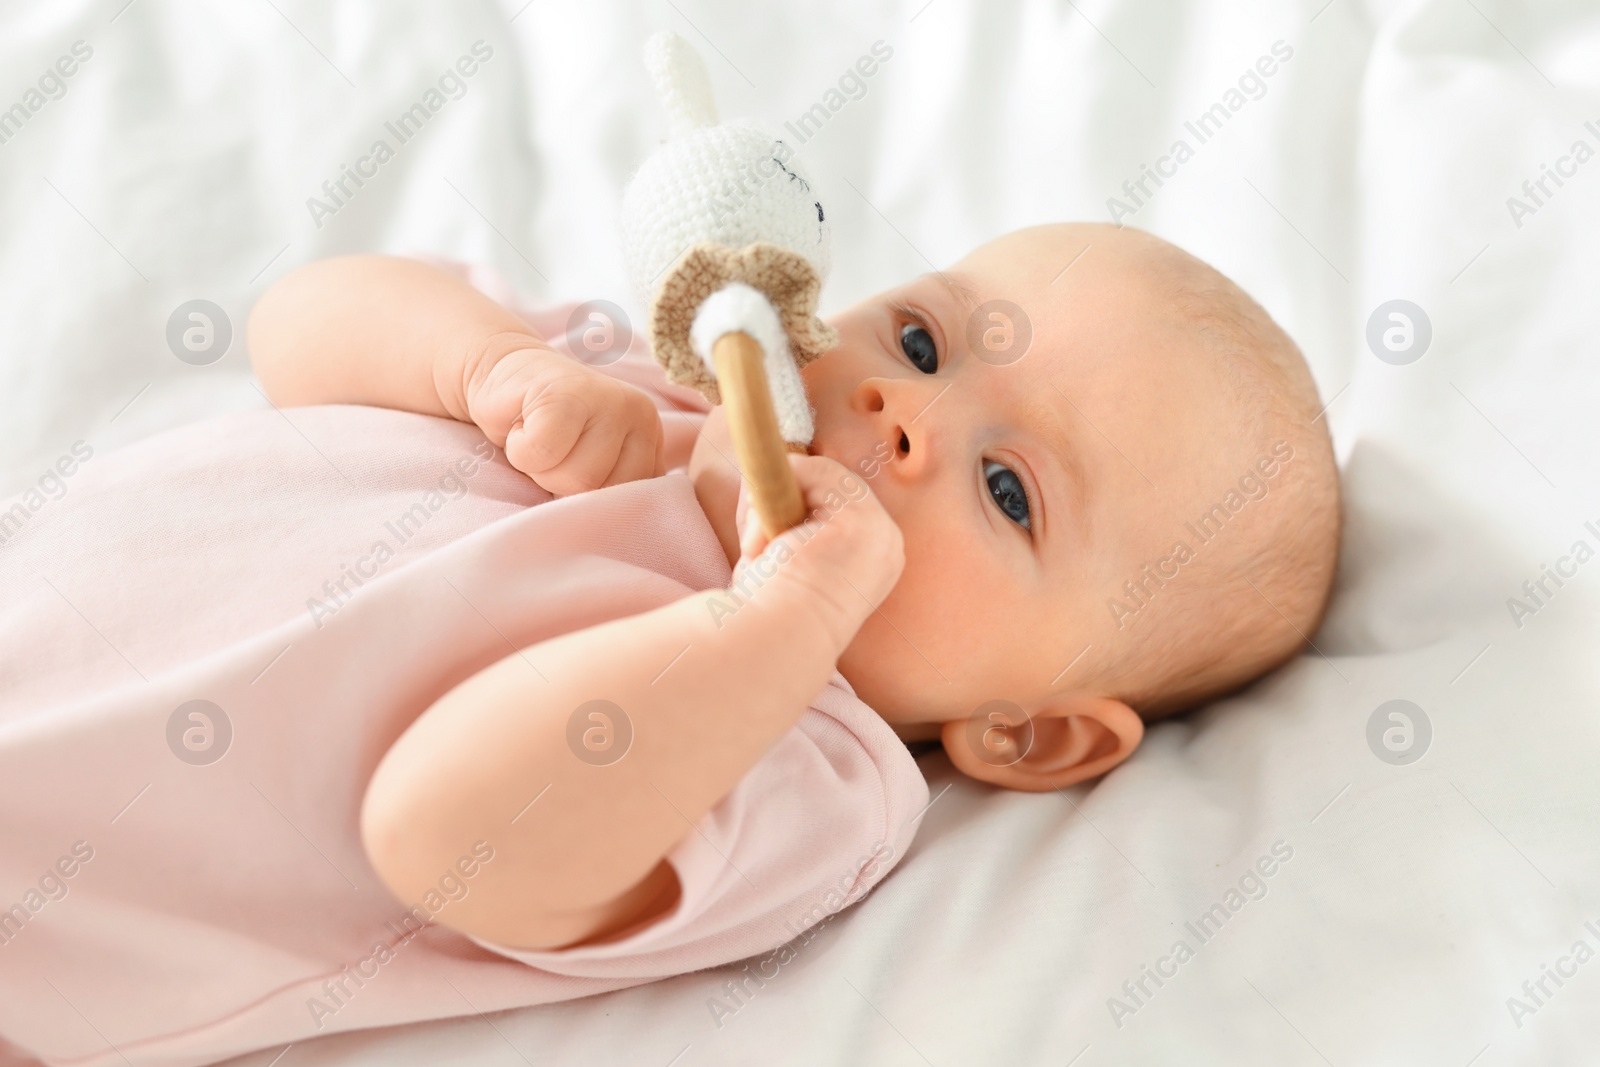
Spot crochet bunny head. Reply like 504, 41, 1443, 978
620, 32, 838, 407
621, 33, 832, 299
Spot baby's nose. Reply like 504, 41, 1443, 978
851, 377, 942, 476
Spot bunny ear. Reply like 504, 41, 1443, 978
643, 31, 719, 136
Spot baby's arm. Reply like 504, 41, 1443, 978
249, 256, 663, 494
360, 455, 903, 950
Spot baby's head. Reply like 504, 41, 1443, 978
802, 223, 1339, 790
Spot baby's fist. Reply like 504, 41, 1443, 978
735, 454, 905, 648
467, 347, 665, 496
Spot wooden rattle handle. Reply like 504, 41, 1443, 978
711, 331, 807, 538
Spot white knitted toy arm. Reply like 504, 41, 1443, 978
690, 283, 814, 447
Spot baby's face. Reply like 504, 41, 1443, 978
805, 225, 1260, 754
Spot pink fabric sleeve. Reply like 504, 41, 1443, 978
472, 676, 928, 978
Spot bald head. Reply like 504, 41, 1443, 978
1081, 226, 1340, 714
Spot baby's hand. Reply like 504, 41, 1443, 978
466, 346, 666, 495
734, 454, 905, 648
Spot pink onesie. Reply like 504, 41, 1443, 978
0, 283, 928, 1067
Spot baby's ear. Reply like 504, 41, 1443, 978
939, 695, 1143, 793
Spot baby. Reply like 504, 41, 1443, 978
249, 221, 1340, 954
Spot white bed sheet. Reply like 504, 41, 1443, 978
2, 0, 1598, 1064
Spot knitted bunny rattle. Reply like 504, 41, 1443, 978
620, 32, 836, 538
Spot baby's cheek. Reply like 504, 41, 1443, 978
837, 615, 928, 721
874, 544, 971, 670
840, 600, 976, 726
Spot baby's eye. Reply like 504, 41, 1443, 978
984, 461, 1031, 531
899, 323, 938, 374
